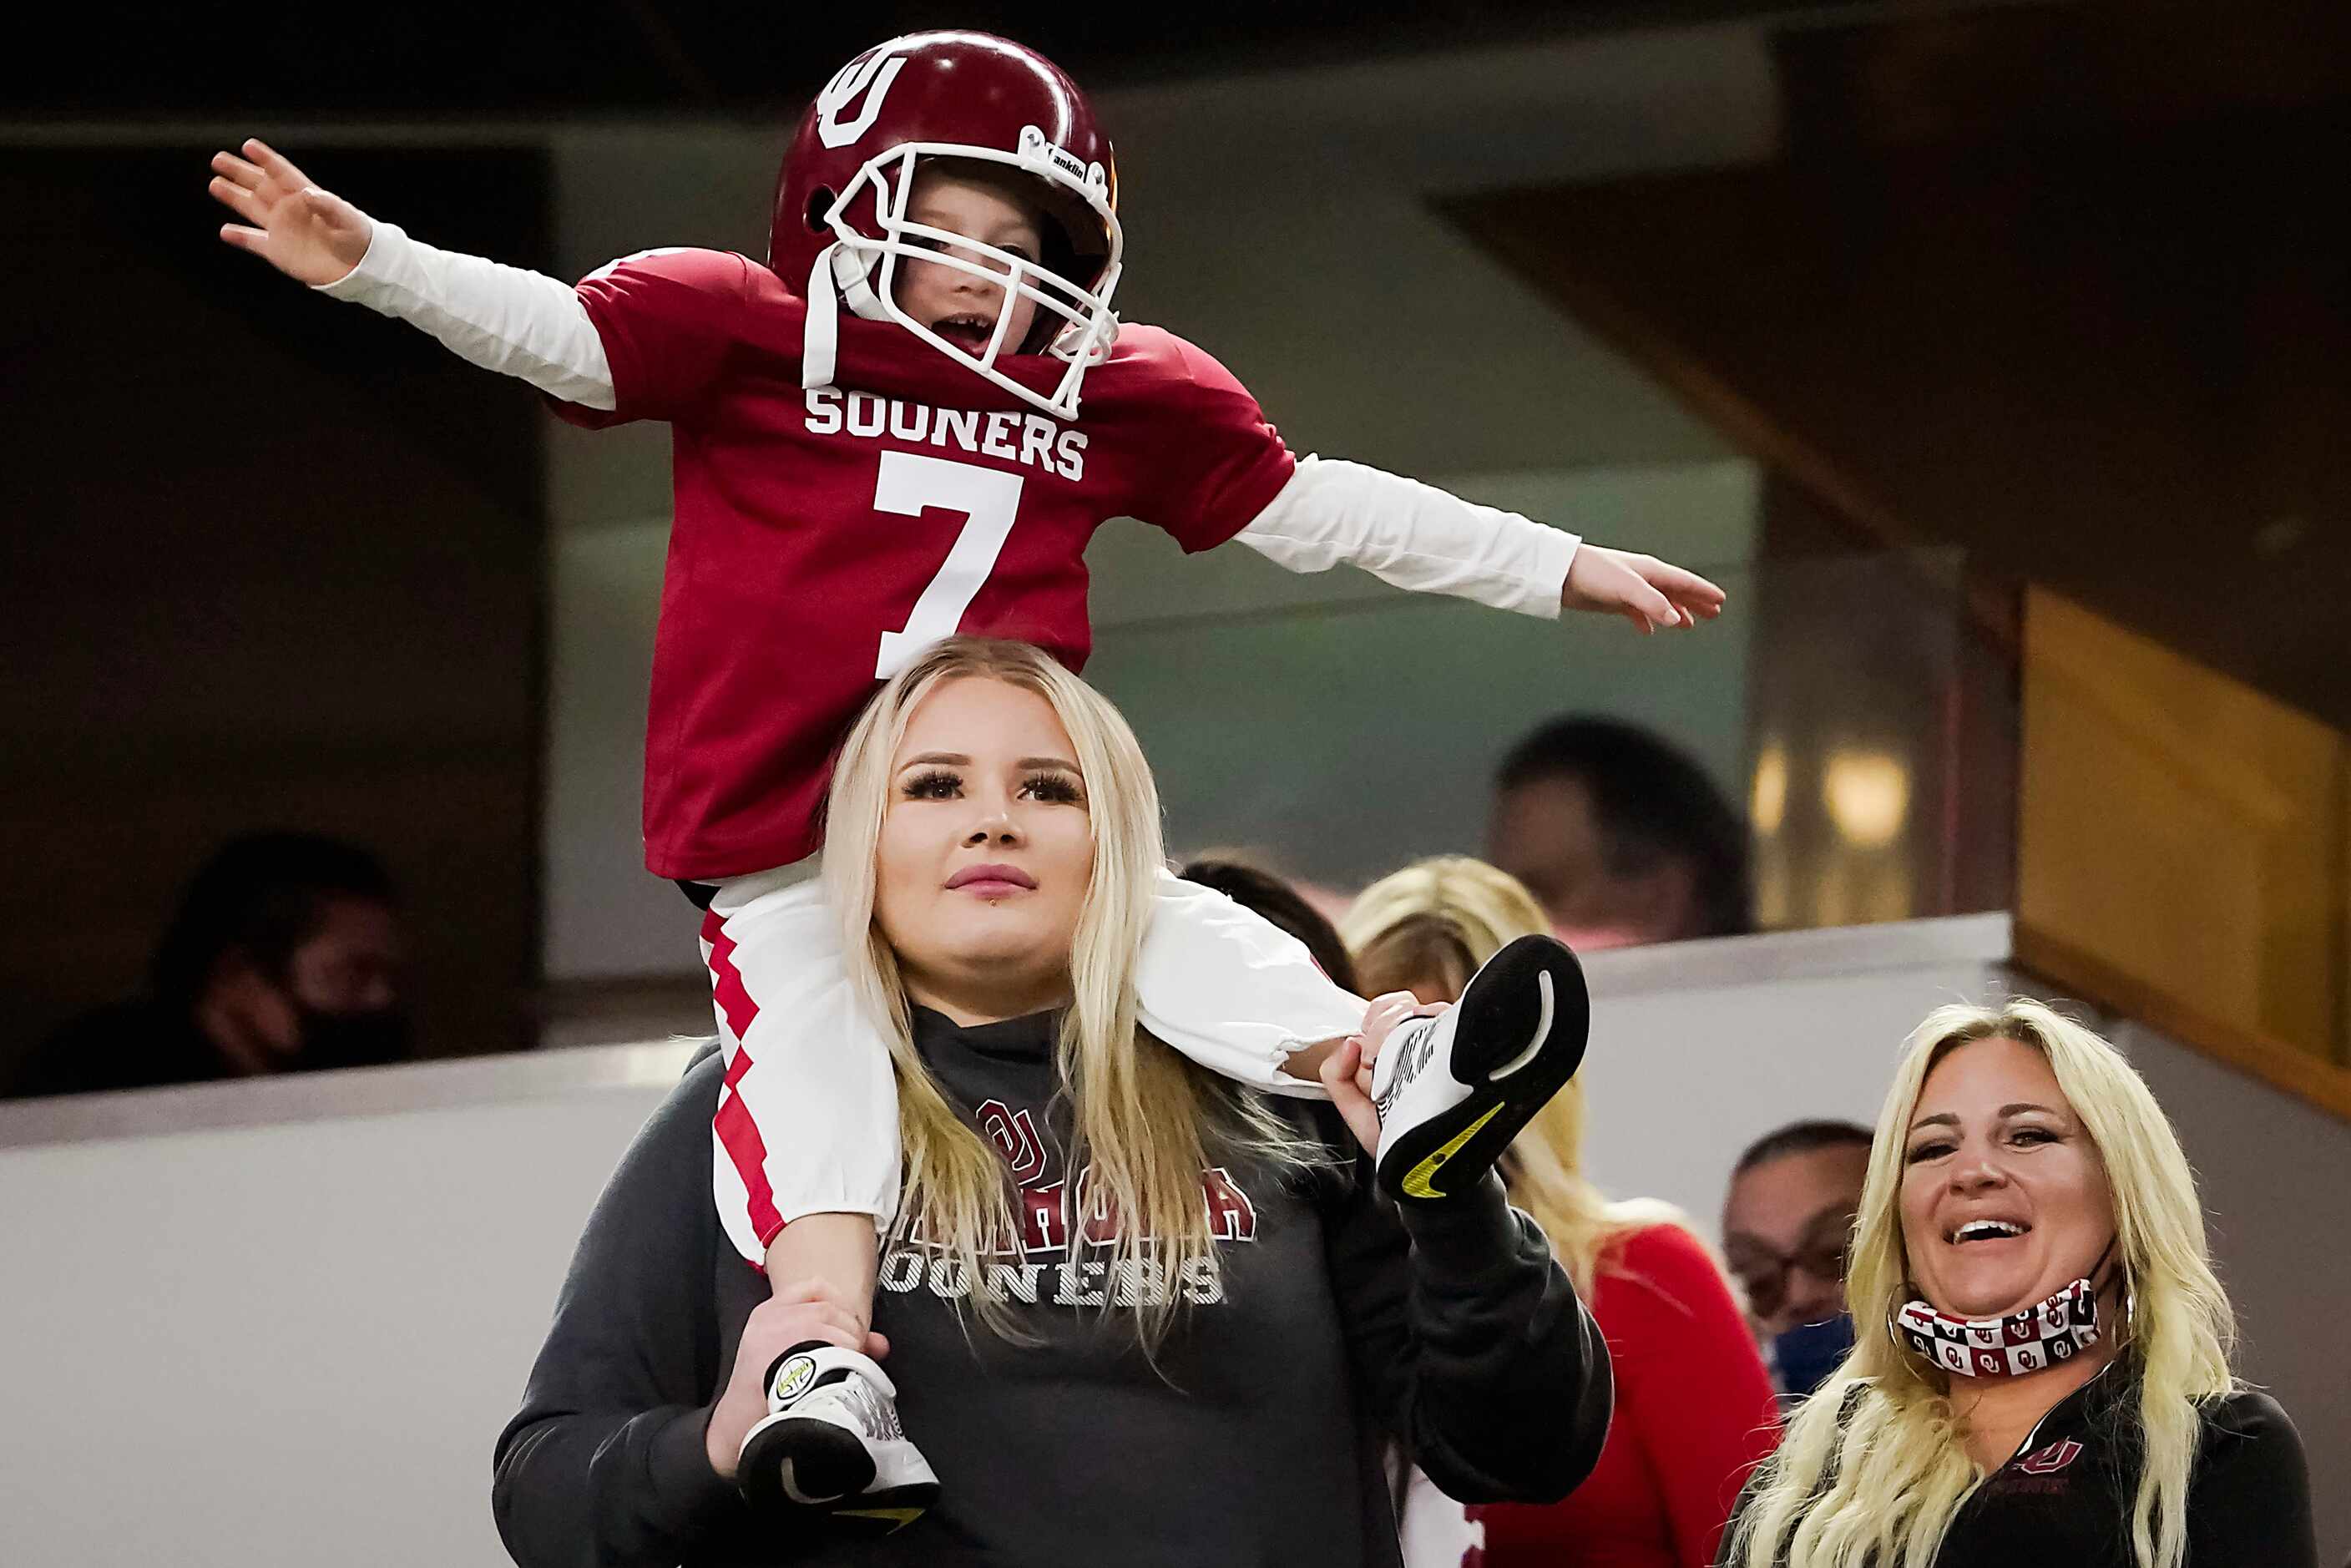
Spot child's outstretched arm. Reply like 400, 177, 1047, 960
1233, 455, 1726, 635
209, 139, 617, 409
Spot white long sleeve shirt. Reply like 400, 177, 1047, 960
321, 222, 1579, 619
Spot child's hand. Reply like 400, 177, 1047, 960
1562, 544, 1727, 634
1320, 991, 1443, 1155
209, 139, 374, 287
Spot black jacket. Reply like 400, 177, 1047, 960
493, 1011, 1613, 1566
1718, 1359, 2314, 1567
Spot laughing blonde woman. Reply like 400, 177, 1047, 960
1720, 1001, 2314, 1568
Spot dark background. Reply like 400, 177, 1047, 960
10, 3, 1868, 116
0, 148, 552, 1068
5, 0, 2346, 1080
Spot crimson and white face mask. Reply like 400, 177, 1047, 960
1894, 1239, 2116, 1378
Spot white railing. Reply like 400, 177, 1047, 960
5, 913, 2341, 1567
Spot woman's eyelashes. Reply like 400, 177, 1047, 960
897, 767, 1084, 804
901, 767, 963, 801
1022, 769, 1084, 804
1904, 1122, 2062, 1164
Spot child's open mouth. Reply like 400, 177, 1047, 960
932, 314, 994, 354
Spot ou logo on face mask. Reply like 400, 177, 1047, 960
817, 50, 908, 149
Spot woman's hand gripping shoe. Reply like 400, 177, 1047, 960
737, 1342, 941, 1533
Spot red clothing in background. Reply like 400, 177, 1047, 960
1474, 1222, 1779, 1568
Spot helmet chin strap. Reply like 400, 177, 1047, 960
802, 245, 839, 393
834, 243, 888, 321
801, 243, 892, 394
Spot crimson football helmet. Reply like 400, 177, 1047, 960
774, 31, 1123, 419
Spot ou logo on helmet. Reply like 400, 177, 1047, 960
817, 48, 908, 149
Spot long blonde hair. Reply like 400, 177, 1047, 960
1342, 855, 1681, 1295
824, 638, 1310, 1347
1729, 1000, 2237, 1568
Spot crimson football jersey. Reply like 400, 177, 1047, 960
554, 248, 1294, 880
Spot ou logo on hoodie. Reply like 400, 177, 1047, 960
2015, 1439, 2084, 1475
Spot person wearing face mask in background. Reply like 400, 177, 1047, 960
1719, 1000, 2315, 1568
13, 832, 409, 1097
1722, 1120, 1874, 1402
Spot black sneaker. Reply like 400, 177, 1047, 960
736, 1342, 939, 1533
1369, 934, 1589, 1202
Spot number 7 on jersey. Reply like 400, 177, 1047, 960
872, 451, 1027, 679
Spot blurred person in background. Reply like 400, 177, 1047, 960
1177, 855, 1363, 994
1722, 1120, 1875, 1401
1347, 856, 1778, 1568
1487, 716, 1750, 950
1722, 1001, 2313, 1568
13, 832, 407, 1097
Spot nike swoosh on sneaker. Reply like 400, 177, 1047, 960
1401, 1102, 1505, 1200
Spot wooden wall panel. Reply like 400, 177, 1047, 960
2019, 589, 2348, 1070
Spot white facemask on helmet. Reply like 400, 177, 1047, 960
799, 129, 1119, 420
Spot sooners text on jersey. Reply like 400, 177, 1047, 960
554, 247, 1294, 880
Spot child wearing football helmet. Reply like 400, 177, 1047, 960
210, 27, 1720, 1530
